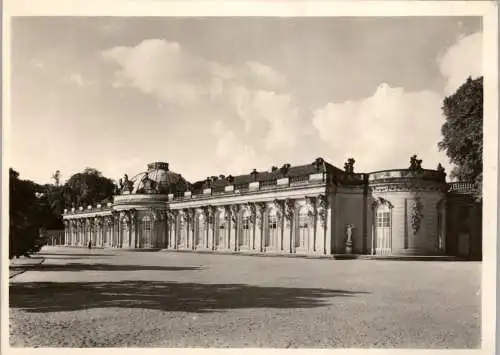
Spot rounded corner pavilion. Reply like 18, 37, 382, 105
62, 156, 482, 259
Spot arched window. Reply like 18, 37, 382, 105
266, 208, 278, 248
375, 203, 392, 255
142, 215, 153, 248
297, 205, 312, 249
240, 208, 252, 248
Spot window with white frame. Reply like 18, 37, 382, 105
240, 209, 251, 247
142, 215, 152, 247
376, 211, 391, 227
196, 213, 204, 246
267, 208, 278, 248
297, 206, 311, 248
218, 211, 226, 246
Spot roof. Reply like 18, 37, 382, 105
189, 158, 349, 194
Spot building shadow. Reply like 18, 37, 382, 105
38, 252, 115, 257
10, 281, 369, 314
12, 263, 203, 272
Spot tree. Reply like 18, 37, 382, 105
9, 168, 51, 258
439, 76, 483, 185
51, 170, 61, 187
63, 168, 116, 208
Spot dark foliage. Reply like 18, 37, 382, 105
9, 169, 51, 258
62, 168, 116, 208
439, 76, 483, 185
9, 167, 116, 258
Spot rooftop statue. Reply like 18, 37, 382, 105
344, 158, 355, 174
409, 155, 423, 172
122, 174, 134, 194
140, 172, 158, 194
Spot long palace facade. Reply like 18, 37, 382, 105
62, 157, 482, 258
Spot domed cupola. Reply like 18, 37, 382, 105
120, 162, 189, 195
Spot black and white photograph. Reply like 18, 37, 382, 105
3, 0, 498, 352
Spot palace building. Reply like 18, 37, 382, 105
61, 156, 482, 258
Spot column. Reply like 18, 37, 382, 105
206, 207, 213, 250
130, 210, 137, 249
230, 205, 238, 251
63, 221, 68, 246
316, 195, 329, 255
283, 199, 295, 254
254, 203, 264, 252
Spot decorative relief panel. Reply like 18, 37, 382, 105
316, 195, 329, 227
410, 198, 424, 235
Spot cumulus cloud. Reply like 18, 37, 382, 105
101, 32, 481, 178
439, 31, 482, 95
102, 39, 304, 175
312, 83, 449, 172
102, 39, 287, 105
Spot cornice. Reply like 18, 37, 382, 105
369, 181, 447, 193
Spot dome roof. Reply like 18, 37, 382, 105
127, 162, 189, 194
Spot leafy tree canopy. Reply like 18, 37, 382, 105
62, 167, 116, 209
439, 76, 483, 185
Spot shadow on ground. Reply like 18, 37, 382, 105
10, 281, 369, 313
38, 252, 115, 257
12, 263, 203, 272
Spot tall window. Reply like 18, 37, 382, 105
196, 213, 205, 246
376, 211, 391, 228
106, 222, 112, 246
121, 218, 129, 247
218, 211, 226, 247
375, 204, 392, 255
142, 215, 152, 248
266, 208, 278, 248
297, 207, 311, 248
240, 209, 251, 247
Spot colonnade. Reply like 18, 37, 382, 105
64, 195, 332, 255
166, 195, 331, 254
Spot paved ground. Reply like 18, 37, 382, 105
9, 247, 481, 348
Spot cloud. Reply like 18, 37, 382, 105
312, 83, 450, 173
439, 31, 482, 95
102, 39, 304, 175
68, 72, 93, 87
102, 39, 287, 106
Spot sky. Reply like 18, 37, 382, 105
10, 16, 482, 184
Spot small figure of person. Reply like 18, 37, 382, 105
88, 240, 92, 250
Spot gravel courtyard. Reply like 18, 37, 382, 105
10, 248, 481, 348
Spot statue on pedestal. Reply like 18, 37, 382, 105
345, 224, 355, 254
